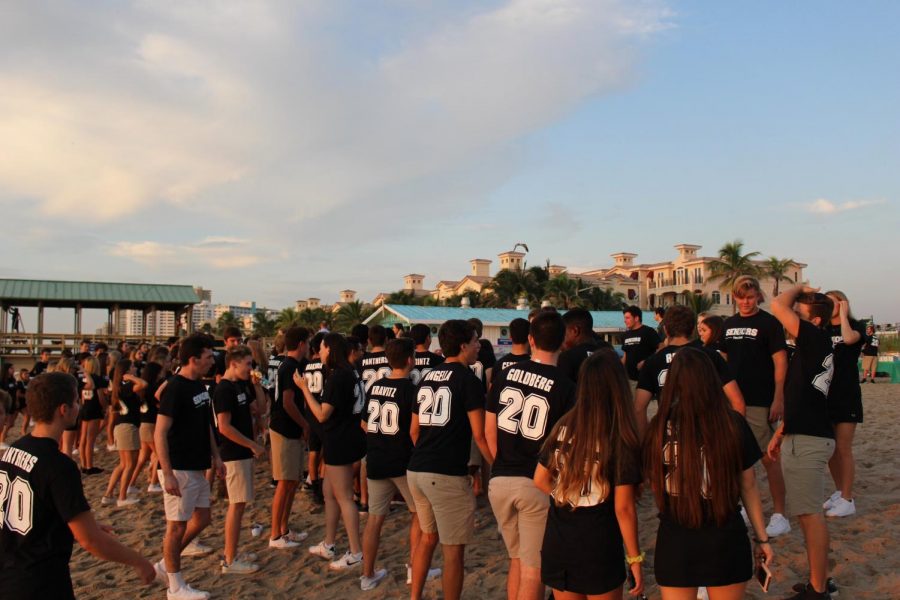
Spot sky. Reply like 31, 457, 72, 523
2, 0, 898, 332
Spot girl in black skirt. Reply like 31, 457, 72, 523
534, 349, 644, 599
644, 348, 773, 599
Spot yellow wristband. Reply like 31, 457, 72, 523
625, 551, 645, 565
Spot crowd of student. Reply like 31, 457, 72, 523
0, 275, 877, 600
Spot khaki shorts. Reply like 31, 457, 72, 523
160, 470, 210, 521
407, 470, 475, 545
225, 458, 255, 504
139, 422, 155, 444
270, 430, 303, 482
367, 476, 416, 516
114, 423, 140, 451
781, 434, 835, 517
745, 406, 776, 452
862, 355, 877, 373
488, 476, 549, 569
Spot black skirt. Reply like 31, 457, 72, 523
541, 501, 627, 595
654, 511, 752, 587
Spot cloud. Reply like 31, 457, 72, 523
0, 0, 670, 231
804, 198, 885, 215
109, 239, 264, 270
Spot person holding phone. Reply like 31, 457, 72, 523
644, 348, 773, 600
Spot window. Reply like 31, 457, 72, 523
794, 271, 798, 282
725, 294, 731, 305
712, 291, 721, 305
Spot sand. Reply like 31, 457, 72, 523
5, 383, 899, 599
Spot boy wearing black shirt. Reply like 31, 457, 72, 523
360, 338, 440, 590
491, 318, 532, 387
215, 346, 266, 575
0, 373, 154, 599
722, 276, 791, 537
860, 324, 878, 383
768, 286, 836, 600
465, 318, 495, 495
410, 323, 444, 386
302, 333, 326, 503
486, 311, 575, 600
558, 308, 612, 383
154, 334, 223, 600
407, 320, 493, 600
621, 305, 662, 381
29, 348, 51, 377
358, 325, 392, 393
268, 326, 311, 549
635, 305, 745, 435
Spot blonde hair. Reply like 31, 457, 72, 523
732, 275, 765, 302
825, 290, 854, 320
82, 355, 101, 378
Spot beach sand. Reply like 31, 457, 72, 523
9, 383, 897, 599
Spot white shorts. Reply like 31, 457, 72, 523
160, 470, 210, 521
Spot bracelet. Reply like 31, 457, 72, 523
625, 551, 645, 565
753, 537, 771, 544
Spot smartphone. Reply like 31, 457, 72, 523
756, 560, 772, 593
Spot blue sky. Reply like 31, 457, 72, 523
1, 1, 897, 331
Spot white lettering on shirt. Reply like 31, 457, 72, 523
370, 385, 397, 398
1, 447, 39, 473
725, 327, 759, 339
423, 370, 453, 382
505, 368, 554, 393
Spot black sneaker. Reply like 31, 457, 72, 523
789, 580, 836, 598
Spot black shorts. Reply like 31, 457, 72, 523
323, 428, 366, 467
81, 398, 104, 421
308, 426, 323, 453
541, 502, 626, 595
829, 395, 863, 424
654, 512, 752, 587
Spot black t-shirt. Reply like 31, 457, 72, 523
722, 310, 787, 408
113, 381, 142, 427
214, 379, 255, 462
659, 412, 761, 521
783, 320, 834, 439
3, 378, 17, 400
410, 351, 444, 386
270, 356, 304, 439
470, 339, 497, 391
491, 352, 531, 389
638, 344, 734, 397
408, 362, 485, 476
363, 377, 416, 479
861, 333, 879, 356
622, 325, 661, 380
213, 350, 227, 377
487, 360, 575, 478
140, 363, 164, 424
266, 354, 284, 395
358, 351, 392, 393
158, 375, 213, 471
827, 321, 866, 403
558, 341, 612, 383
0, 435, 91, 599
321, 367, 366, 465
29, 361, 49, 377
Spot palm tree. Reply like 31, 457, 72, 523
252, 312, 277, 337
708, 240, 762, 312
385, 290, 422, 305
333, 301, 374, 333
443, 290, 484, 308
582, 286, 627, 311
543, 275, 584, 309
484, 269, 538, 308
684, 292, 715, 315
298, 308, 330, 330
216, 311, 243, 335
275, 308, 302, 331
764, 256, 795, 296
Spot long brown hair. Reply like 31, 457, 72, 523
111, 359, 132, 410
644, 347, 743, 527
540, 349, 640, 508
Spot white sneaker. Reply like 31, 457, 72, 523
309, 541, 336, 560
106, 444, 117, 452
237, 551, 259, 562
361, 568, 388, 590
221, 559, 260, 574
268, 536, 299, 549
284, 529, 308, 543
127, 485, 140, 496
116, 497, 140, 508
148, 483, 163, 493
181, 540, 214, 557
697, 586, 709, 600
765, 513, 791, 537
826, 497, 856, 518
406, 564, 442, 585
330, 551, 363, 570
823, 490, 842, 510
153, 559, 167, 586
72, 448, 79, 456
167, 584, 210, 600
100, 496, 114, 506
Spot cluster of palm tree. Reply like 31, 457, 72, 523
704, 240, 796, 312
210, 301, 376, 338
